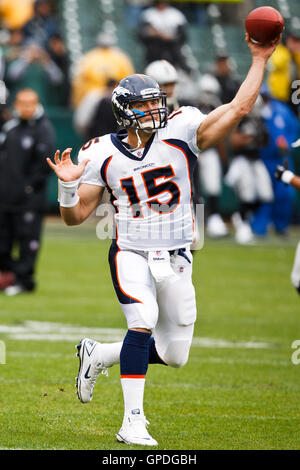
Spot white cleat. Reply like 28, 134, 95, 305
4, 285, 26, 296
75, 338, 108, 403
232, 212, 255, 245
235, 224, 255, 245
206, 214, 228, 238
117, 412, 158, 446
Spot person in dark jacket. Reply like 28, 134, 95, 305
22, 0, 60, 48
212, 53, 241, 104
0, 88, 55, 295
86, 79, 118, 140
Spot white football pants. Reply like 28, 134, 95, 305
198, 147, 222, 196
291, 241, 300, 290
110, 246, 196, 368
225, 156, 273, 203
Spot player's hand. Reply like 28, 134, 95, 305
245, 32, 281, 61
275, 164, 295, 185
46, 148, 90, 182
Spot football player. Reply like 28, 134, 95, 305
225, 97, 273, 244
144, 59, 179, 113
144, 59, 202, 249
145, 61, 228, 240
275, 165, 300, 294
197, 73, 229, 238
47, 34, 280, 446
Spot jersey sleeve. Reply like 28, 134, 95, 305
168, 106, 207, 154
77, 139, 106, 187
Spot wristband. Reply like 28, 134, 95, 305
282, 170, 294, 185
58, 178, 80, 207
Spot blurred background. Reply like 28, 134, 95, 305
0, 2, 300, 450
0, 0, 299, 218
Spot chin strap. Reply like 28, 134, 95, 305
133, 128, 142, 151
127, 128, 144, 153
122, 126, 156, 154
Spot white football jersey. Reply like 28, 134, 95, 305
77, 106, 206, 251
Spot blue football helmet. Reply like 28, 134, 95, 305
112, 74, 168, 130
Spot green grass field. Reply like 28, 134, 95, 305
0, 218, 300, 450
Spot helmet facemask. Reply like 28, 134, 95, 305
129, 95, 168, 132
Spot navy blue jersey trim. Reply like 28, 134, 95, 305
110, 130, 155, 161
99, 155, 118, 211
108, 240, 141, 305
163, 138, 198, 180
100, 155, 112, 186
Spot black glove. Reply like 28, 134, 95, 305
275, 165, 286, 181
275, 165, 294, 185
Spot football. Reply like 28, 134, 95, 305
245, 6, 284, 45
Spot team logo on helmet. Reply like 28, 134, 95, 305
112, 86, 133, 109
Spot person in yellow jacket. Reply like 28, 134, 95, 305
267, 23, 300, 112
71, 32, 135, 109
0, 0, 34, 30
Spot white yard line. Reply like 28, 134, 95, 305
192, 337, 273, 349
0, 447, 26, 450
0, 347, 288, 369
0, 321, 276, 349
208, 415, 300, 421
190, 357, 290, 366
6, 351, 290, 366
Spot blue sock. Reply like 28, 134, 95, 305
120, 330, 151, 378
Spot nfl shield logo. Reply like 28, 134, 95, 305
156, 250, 161, 255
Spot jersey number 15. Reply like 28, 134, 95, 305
120, 165, 180, 218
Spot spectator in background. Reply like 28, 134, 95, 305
71, 31, 135, 109
47, 33, 70, 106
144, 59, 179, 113
209, 52, 241, 104
0, 104, 11, 127
125, 0, 151, 28
275, 165, 300, 295
85, 79, 119, 140
2, 28, 25, 64
179, 2, 208, 26
0, 88, 55, 295
267, 20, 300, 116
225, 97, 273, 244
251, 84, 300, 237
0, 46, 10, 124
196, 73, 228, 238
198, 53, 240, 236
0, 0, 35, 30
5, 40, 67, 106
0, 55, 9, 125
138, 1, 191, 73
22, 0, 60, 48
